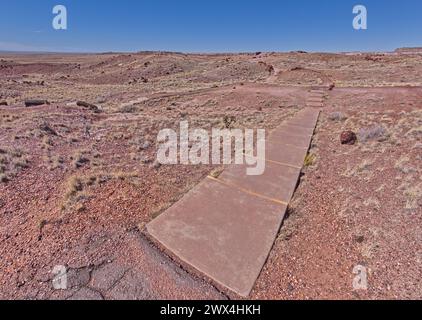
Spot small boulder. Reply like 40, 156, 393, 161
340, 131, 357, 145
76, 101, 101, 113
39, 122, 58, 136
151, 160, 161, 170
0, 101, 7, 106
25, 99, 49, 107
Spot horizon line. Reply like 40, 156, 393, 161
1, 48, 416, 55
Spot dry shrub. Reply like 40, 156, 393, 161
358, 125, 389, 142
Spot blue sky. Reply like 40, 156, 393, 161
0, 0, 421, 52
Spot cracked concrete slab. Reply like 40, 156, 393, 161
147, 178, 287, 297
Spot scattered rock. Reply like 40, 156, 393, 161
354, 235, 365, 243
340, 131, 357, 145
76, 101, 101, 113
266, 64, 275, 74
39, 122, 58, 136
289, 66, 303, 71
151, 160, 161, 169
25, 99, 49, 107
141, 141, 151, 150
140, 156, 152, 164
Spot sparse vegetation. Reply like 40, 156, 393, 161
403, 183, 422, 210
0, 147, 29, 183
328, 112, 347, 122
358, 125, 389, 142
61, 171, 139, 212
71, 150, 90, 169
303, 153, 316, 167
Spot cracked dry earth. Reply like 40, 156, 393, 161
0, 51, 421, 299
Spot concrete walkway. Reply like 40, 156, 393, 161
147, 108, 320, 297
306, 88, 326, 108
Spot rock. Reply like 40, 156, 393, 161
290, 66, 303, 71
328, 83, 335, 91
68, 287, 103, 300
340, 131, 357, 145
39, 122, 58, 136
151, 160, 161, 169
141, 141, 151, 150
140, 156, 152, 164
0, 101, 7, 106
76, 101, 101, 113
266, 64, 275, 74
25, 99, 49, 107
67, 267, 91, 289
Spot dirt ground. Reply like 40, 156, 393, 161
0, 51, 421, 299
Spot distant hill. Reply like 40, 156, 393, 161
395, 47, 422, 54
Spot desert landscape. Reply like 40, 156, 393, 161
0, 50, 421, 300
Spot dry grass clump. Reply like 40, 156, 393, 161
71, 150, 90, 169
406, 126, 422, 140
403, 183, 422, 210
119, 104, 139, 113
45, 155, 65, 170
0, 147, 29, 183
342, 159, 373, 178
62, 174, 105, 212
327, 111, 347, 122
61, 171, 139, 212
358, 125, 389, 142
303, 153, 316, 167
41, 135, 54, 150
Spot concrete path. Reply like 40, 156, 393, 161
147, 108, 320, 297
306, 88, 326, 108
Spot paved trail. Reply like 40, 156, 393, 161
147, 107, 321, 297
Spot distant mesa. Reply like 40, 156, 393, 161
395, 47, 422, 54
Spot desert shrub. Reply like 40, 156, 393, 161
0, 148, 29, 182
406, 126, 422, 139
304, 153, 316, 167
358, 125, 389, 142
328, 112, 347, 122
223, 115, 236, 129
72, 151, 90, 168
120, 104, 138, 113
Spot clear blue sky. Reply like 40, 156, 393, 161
0, 0, 421, 52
